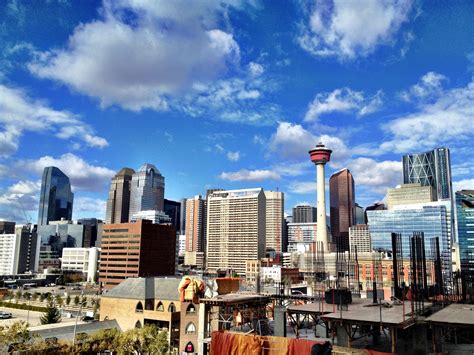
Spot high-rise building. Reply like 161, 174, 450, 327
130, 210, 172, 224
37, 220, 84, 262
402, 147, 452, 201
0, 221, 15, 234
206, 188, 266, 275
349, 224, 371, 253
355, 203, 365, 225
105, 168, 135, 224
287, 222, 317, 252
0, 233, 17, 275
364, 202, 385, 224
184, 195, 206, 267
264, 191, 284, 253
292, 204, 317, 223
129, 163, 165, 219
61, 247, 100, 282
179, 198, 186, 234
367, 201, 452, 286
308, 142, 332, 253
164, 199, 181, 231
99, 220, 176, 289
329, 168, 355, 252
14, 224, 39, 273
78, 218, 102, 248
386, 183, 433, 209
456, 190, 474, 274
38, 167, 73, 225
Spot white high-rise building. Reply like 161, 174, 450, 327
129, 163, 165, 219
61, 247, 101, 282
184, 195, 206, 267
349, 224, 371, 253
264, 191, 284, 253
0, 234, 17, 275
206, 188, 266, 275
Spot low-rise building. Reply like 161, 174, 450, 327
61, 247, 100, 282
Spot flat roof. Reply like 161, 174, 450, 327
425, 304, 474, 326
30, 320, 121, 341
322, 299, 425, 327
200, 293, 270, 305
287, 302, 331, 315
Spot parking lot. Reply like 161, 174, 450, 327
22, 285, 99, 297
0, 307, 79, 327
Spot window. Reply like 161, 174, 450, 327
156, 301, 164, 311
185, 341, 194, 353
135, 301, 143, 313
186, 303, 196, 314
185, 322, 196, 334
135, 320, 142, 328
168, 302, 176, 313
145, 299, 154, 310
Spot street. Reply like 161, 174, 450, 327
0, 306, 79, 327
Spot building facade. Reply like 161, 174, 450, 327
61, 247, 100, 282
456, 190, 474, 274
99, 220, 176, 289
292, 204, 317, 223
37, 220, 84, 260
206, 189, 266, 275
349, 224, 371, 253
164, 199, 181, 232
184, 196, 206, 267
14, 224, 40, 274
330, 168, 356, 252
130, 210, 172, 224
0, 234, 17, 275
287, 222, 317, 252
402, 147, 452, 201
386, 183, 433, 209
0, 221, 15, 234
367, 201, 452, 286
105, 168, 135, 224
355, 203, 365, 225
38, 166, 74, 225
264, 191, 284, 253
129, 163, 165, 219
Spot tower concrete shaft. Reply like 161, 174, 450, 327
309, 142, 332, 252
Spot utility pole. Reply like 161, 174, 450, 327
72, 290, 84, 347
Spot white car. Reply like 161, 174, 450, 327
0, 311, 12, 319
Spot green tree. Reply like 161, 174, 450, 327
81, 296, 88, 307
74, 295, 80, 306
0, 321, 32, 352
118, 326, 169, 354
32, 292, 39, 301
66, 295, 71, 305
46, 293, 53, 302
39, 293, 46, 302
15, 289, 22, 303
40, 301, 61, 325
55, 294, 64, 307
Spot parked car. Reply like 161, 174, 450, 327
81, 315, 95, 322
71, 286, 82, 291
58, 286, 66, 290
0, 312, 12, 319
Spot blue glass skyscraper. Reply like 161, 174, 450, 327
38, 166, 74, 225
456, 190, 474, 274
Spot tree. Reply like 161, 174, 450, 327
66, 295, 71, 305
81, 296, 87, 307
39, 293, 47, 302
0, 321, 32, 352
74, 295, 80, 306
32, 292, 39, 301
15, 289, 22, 303
118, 326, 169, 354
40, 301, 61, 325
55, 294, 64, 307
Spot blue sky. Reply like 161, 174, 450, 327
0, 0, 473, 222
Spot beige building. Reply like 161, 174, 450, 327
184, 196, 206, 268
386, 183, 433, 209
100, 277, 182, 349
349, 224, 372, 253
264, 191, 284, 253
206, 188, 266, 275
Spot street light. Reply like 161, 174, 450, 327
72, 290, 85, 347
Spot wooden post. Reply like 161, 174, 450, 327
391, 327, 396, 353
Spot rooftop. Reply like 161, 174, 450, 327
102, 277, 181, 301
30, 320, 121, 341
425, 304, 474, 326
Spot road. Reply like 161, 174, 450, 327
0, 306, 78, 327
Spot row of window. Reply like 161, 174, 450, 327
135, 301, 196, 315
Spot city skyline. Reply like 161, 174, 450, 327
0, 1, 473, 223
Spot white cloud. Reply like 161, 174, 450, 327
73, 197, 107, 220
219, 169, 280, 182
248, 62, 264, 76
0, 84, 108, 156
380, 80, 474, 153
288, 181, 315, 194
0, 180, 41, 222
16, 153, 115, 192
28, 0, 244, 112
453, 179, 474, 193
304, 88, 383, 121
399, 71, 447, 102
226, 151, 240, 162
348, 157, 402, 194
298, 0, 413, 60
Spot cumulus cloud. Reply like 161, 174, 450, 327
0, 180, 41, 221
298, 0, 413, 60
348, 157, 402, 194
380, 79, 474, 153
226, 151, 240, 162
219, 169, 280, 182
399, 71, 447, 102
304, 88, 383, 121
0, 85, 108, 156
288, 181, 316, 194
16, 153, 115, 192
28, 0, 244, 112
248, 62, 264, 76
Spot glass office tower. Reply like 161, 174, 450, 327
129, 163, 165, 218
402, 147, 452, 201
456, 190, 474, 274
38, 167, 74, 225
367, 201, 452, 286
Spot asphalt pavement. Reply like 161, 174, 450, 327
0, 307, 78, 327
